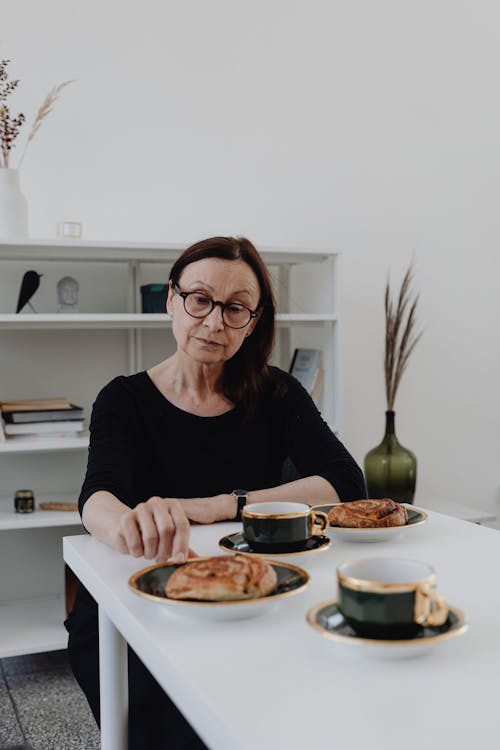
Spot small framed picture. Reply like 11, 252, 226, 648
289, 348, 323, 402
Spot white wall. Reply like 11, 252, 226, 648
2, 0, 499, 513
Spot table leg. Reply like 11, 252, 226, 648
98, 607, 129, 750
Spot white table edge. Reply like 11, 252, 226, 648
63, 536, 245, 750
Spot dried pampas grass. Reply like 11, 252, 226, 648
384, 263, 422, 411
18, 79, 75, 167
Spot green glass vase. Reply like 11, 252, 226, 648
364, 411, 417, 504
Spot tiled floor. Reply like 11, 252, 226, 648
0, 650, 100, 750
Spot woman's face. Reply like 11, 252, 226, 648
167, 257, 262, 367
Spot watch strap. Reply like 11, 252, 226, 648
231, 489, 248, 521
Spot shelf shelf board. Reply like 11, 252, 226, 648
0, 313, 337, 330
0, 313, 171, 329
0, 595, 69, 657
277, 314, 337, 325
0, 238, 184, 262
0, 508, 81, 531
0, 434, 89, 454
0, 238, 338, 265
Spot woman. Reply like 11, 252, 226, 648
66, 235, 366, 749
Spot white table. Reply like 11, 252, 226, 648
63, 509, 500, 750
421, 499, 497, 525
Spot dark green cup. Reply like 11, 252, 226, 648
242, 502, 329, 552
337, 557, 448, 639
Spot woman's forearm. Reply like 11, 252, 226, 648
245, 475, 340, 506
179, 477, 339, 524
81, 491, 131, 549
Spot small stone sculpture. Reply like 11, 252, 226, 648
57, 275, 79, 313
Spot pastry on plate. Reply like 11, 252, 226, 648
328, 499, 408, 529
165, 553, 278, 601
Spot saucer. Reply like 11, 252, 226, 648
312, 504, 428, 543
306, 600, 468, 659
129, 557, 309, 621
218, 531, 331, 557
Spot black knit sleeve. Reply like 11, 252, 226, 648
78, 377, 138, 516
279, 373, 367, 502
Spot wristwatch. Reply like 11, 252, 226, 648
231, 489, 248, 521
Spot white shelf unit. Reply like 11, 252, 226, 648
0, 237, 340, 657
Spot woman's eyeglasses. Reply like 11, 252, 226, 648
172, 283, 259, 329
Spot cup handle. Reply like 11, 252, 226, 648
311, 511, 329, 536
414, 582, 448, 627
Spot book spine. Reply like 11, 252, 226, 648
6, 432, 80, 440
4, 420, 84, 435
0, 399, 72, 411
4, 411, 84, 424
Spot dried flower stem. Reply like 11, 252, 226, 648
384, 263, 422, 410
17, 79, 75, 168
0, 60, 24, 168
0, 59, 21, 100
0, 106, 25, 167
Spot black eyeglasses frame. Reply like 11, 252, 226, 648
171, 282, 259, 329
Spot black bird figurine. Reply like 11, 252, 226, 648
16, 270, 43, 313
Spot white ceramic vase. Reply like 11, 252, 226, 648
0, 168, 29, 238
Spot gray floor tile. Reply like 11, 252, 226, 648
2, 650, 69, 678
0, 682, 25, 747
7, 670, 100, 750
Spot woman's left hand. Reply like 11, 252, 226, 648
178, 494, 235, 524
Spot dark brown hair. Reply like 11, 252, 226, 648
169, 236, 279, 414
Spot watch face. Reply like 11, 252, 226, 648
233, 490, 247, 499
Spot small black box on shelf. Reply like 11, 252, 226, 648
140, 284, 168, 313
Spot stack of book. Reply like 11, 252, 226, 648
0, 398, 85, 442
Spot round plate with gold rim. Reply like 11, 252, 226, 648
312, 504, 428, 543
306, 600, 468, 659
129, 557, 309, 621
218, 531, 330, 557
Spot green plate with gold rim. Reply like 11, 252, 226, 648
129, 557, 309, 621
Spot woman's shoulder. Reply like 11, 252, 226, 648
94, 371, 151, 406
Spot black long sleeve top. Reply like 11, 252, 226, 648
78, 367, 366, 514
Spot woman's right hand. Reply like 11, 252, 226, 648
82, 491, 195, 563
111, 496, 191, 563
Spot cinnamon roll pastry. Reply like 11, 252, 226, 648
328, 499, 408, 528
165, 554, 278, 601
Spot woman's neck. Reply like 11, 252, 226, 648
147, 355, 233, 416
